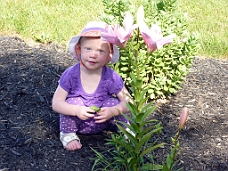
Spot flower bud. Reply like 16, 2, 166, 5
179, 107, 188, 129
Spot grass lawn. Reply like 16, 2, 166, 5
0, 0, 227, 59
177, 0, 228, 59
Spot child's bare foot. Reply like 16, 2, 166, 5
65, 140, 82, 151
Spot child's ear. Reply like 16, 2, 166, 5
75, 44, 81, 57
106, 51, 113, 63
109, 51, 113, 58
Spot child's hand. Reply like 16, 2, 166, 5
94, 107, 114, 123
75, 106, 95, 120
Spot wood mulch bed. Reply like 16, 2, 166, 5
0, 36, 227, 171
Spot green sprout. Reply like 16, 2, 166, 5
90, 105, 101, 112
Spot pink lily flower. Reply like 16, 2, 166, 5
179, 107, 189, 130
101, 12, 135, 48
139, 22, 176, 53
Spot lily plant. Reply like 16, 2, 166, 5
92, 5, 188, 171
163, 107, 189, 170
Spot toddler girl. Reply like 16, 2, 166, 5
52, 21, 130, 151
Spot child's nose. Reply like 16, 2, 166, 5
90, 50, 99, 57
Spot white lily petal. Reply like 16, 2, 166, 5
137, 5, 144, 26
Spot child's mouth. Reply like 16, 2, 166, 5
88, 61, 97, 65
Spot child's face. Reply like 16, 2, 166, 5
79, 37, 111, 70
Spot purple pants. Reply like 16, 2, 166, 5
60, 97, 129, 134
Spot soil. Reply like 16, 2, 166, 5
0, 36, 227, 171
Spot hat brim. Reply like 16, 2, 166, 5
68, 35, 119, 64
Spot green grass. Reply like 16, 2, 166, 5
0, 0, 227, 59
0, 0, 103, 45
177, 0, 228, 59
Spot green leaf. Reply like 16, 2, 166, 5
127, 157, 134, 163
133, 89, 141, 101
141, 101, 154, 112
169, 87, 177, 93
137, 126, 163, 139
143, 105, 157, 121
166, 154, 172, 168
128, 157, 138, 166
135, 131, 155, 154
162, 164, 170, 171
116, 123, 138, 145
136, 113, 144, 123
120, 67, 129, 72
140, 143, 166, 157
130, 122, 140, 133
164, 86, 168, 91
135, 79, 143, 87
119, 112, 135, 125
112, 134, 133, 152
141, 164, 163, 171
126, 102, 139, 116
90, 105, 100, 112
138, 97, 149, 110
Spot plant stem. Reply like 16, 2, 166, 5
169, 129, 181, 170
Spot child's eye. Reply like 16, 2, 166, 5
86, 47, 91, 51
98, 49, 104, 53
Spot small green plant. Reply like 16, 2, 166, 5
162, 107, 188, 170
92, 106, 189, 171
91, 3, 190, 170
90, 105, 101, 112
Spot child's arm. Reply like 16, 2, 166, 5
94, 86, 131, 123
52, 85, 95, 119
110, 86, 131, 116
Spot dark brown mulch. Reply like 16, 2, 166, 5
0, 36, 227, 171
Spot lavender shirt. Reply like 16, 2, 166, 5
59, 63, 124, 108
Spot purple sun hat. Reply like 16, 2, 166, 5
68, 21, 119, 64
